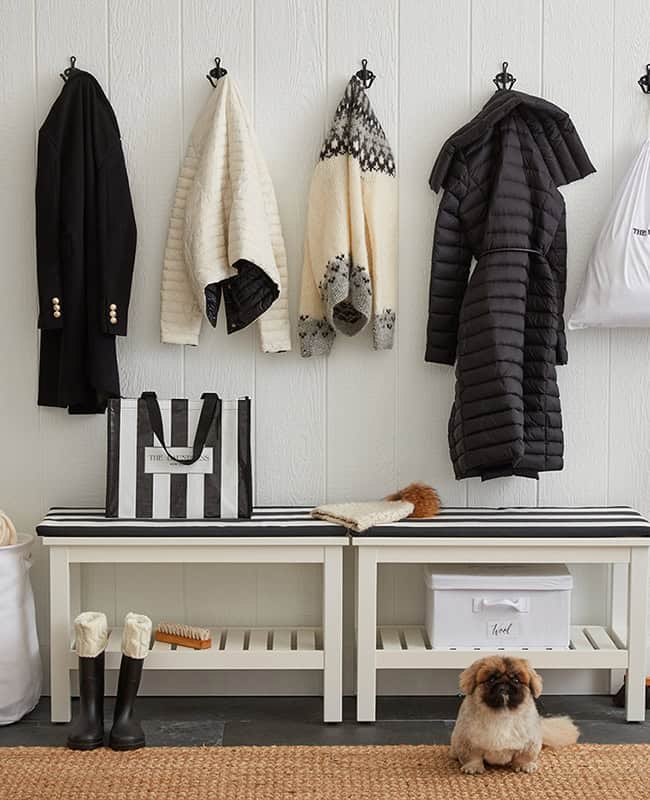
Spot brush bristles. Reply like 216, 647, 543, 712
156, 622, 211, 641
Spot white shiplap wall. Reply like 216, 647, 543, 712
2, 0, 650, 696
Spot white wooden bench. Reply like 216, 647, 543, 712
37, 507, 347, 723
351, 506, 650, 723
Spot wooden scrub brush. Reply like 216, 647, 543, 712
154, 622, 212, 650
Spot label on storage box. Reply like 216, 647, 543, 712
487, 620, 519, 639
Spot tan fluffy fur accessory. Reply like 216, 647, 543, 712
386, 483, 440, 518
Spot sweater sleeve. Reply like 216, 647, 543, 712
97, 142, 137, 336
35, 133, 64, 331
425, 170, 472, 365
256, 190, 292, 353
160, 145, 203, 345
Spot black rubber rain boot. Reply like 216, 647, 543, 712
109, 655, 146, 751
67, 652, 105, 750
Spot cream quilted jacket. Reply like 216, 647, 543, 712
160, 76, 291, 352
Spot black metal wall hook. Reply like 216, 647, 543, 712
639, 64, 650, 94
60, 56, 77, 82
206, 57, 227, 88
493, 61, 516, 91
355, 58, 375, 90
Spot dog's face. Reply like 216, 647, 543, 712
459, 656, 542, 711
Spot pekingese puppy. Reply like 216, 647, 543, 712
450, 655, 579, 774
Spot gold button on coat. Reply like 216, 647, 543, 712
52, 297, 60, 305
53, 311, 61, 319
109, 303, 117, 310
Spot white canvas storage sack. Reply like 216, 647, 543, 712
106, 392, 253, 519
423, 564, 572, 649
0, 534, 42, 724
569, 138, 650, 328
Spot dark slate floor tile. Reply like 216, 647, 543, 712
222, 719, 453, 747
142, 720, 224, 747
0, 720, 69, 747
375, 695, 462, 721
576, 720, 650, 744
538, 695, 626, 720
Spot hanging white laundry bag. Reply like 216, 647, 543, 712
0, 533, 42, 724
570, 139, 650, 328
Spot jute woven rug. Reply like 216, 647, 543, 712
2, 744, 649, 800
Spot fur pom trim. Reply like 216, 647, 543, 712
386, 483, 440, 518
74, 611, 108, 658
122, 612, 153, 660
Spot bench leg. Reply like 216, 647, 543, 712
356, 548, 377, 722
626, 547, 648, 722
322, 546, 343, 722
608, 563, 627, 695
50, 547, 72, 723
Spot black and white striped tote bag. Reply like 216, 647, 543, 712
106, 392, 252, 519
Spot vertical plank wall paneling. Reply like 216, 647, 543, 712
386, 0, 471, 644
466, 0, 541, 509
0, 1, 42, 631
608, 0, 650, 642
4, 0, 650, 695
179, 0, 261, 689
325, 0, 398, 503
609, 5, 650, 513
108, 0, 186, 632
34, 0, 117, 637
253, 0, 326, 638
540, 0, 613, 632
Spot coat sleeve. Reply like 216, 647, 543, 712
548, 211, 568, 365
425, 167, 472, 365
35, 133, 64, 331
97, 142, 137, 336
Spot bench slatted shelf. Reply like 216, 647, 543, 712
37, 507, 346, 724
375, 624, 628, 669
352, 506, 650, 723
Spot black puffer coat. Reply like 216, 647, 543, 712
426, 90, 595, 481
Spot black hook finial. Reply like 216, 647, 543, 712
639, 64, 650, 94
355, 58, 376, 90
206, 57, 227, 88
60, 55, 77, 83
493, 61, 516, 91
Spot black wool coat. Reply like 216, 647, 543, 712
426, 90, 595, 481
36, 70, 136, 414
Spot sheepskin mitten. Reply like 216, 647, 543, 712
311, 500, 414, 533
0, 510, 17, 547
121, 613, 152, 660
74, 611, 109, 658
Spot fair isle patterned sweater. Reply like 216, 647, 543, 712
298, 77, 397, 357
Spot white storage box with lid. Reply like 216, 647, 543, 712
423, 564, 573, 649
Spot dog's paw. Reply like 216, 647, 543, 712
513, 762, 538, 774
460, 761, 485, 775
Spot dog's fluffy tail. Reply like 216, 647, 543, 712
541, 715, 579, 748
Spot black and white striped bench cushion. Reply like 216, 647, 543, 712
36, 508, 344, 537
36, 506, 650, 539
352, 506, 650, 537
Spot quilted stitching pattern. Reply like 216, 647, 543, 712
426, 91, 595, 481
